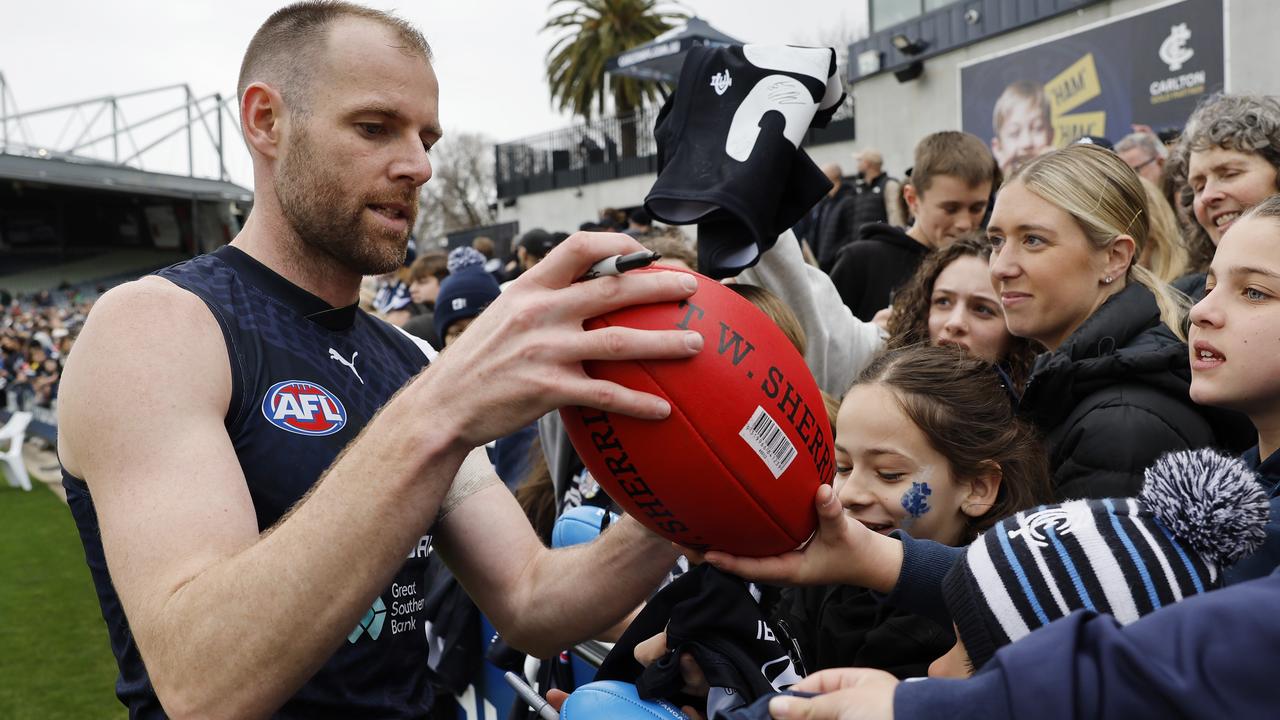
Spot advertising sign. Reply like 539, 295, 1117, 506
959, 0, 1225, 176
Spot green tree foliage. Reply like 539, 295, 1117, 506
542, 0, 686, 121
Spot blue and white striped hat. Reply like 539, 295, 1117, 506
943, 448, 1269, 670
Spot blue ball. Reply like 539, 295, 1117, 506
560, 680, 688, 720
551, 506, 618, 548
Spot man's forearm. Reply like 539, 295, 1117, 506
507, 516, 678, 657
141, 384, 471, 719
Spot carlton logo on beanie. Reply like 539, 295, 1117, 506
1006, 507, 1081, 547
943, 448, 1270, 672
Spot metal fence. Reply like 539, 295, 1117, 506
495, 106, 664, 200
495, 101, 856, 200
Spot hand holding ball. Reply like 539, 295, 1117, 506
560, 268, 833, 557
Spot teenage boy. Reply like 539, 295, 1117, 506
828, 131, 997, 322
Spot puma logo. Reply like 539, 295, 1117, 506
328, 348, 364, 384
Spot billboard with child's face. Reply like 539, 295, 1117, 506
959, 0, 1224, 178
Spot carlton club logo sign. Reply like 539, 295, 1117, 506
1159, 23, 1194, 72
261, 380, 348, 436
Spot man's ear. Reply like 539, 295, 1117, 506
961, 461, 1003, 519
242, 82, 287, 161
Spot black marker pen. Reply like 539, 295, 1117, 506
577, 250, 662, 281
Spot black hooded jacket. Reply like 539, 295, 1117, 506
1019, 283, 1218, 500
828, 222, 929, 322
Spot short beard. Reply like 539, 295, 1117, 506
274, 122, 416, 275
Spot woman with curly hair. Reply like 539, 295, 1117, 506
885, 234, 1040, 389
1169, 93, 1280, 290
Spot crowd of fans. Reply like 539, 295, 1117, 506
351, 90, 1280, 719
9, 86, 1280, 719
0, 287, 95, 412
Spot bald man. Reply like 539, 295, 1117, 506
58, 3, 701, 717
852, 148, 905, 232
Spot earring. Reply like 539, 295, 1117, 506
1103, 275, 1114, 284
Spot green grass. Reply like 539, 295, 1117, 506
0, 482, 126, 719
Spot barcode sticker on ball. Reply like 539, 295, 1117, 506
739, 406, 797, 479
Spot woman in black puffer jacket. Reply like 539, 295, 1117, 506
988, 145, 1227, 499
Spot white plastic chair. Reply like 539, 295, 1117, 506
0, 411, 34, 492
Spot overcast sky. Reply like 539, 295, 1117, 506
0, 0, 868, 187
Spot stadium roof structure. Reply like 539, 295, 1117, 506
605, 16, 742, 84
0, 74, 251, 203
0, 152, 251, 202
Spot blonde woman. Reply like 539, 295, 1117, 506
987, 144, 1219, 499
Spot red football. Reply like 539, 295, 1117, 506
560, 268, 833, 557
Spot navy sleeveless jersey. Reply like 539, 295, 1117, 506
64, 245, 442, 718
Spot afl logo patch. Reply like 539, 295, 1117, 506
262, 380, 347, 436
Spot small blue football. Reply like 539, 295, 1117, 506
560, 681, 688, 720
551, 506, 618, 549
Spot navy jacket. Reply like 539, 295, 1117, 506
1225, 446, 1280, 584
894, 567, 1280, 719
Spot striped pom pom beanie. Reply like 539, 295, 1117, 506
942, 448, 1270, 671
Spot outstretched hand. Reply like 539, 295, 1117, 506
703, 484, 904, 593
767, 668, 899, 720
421, 232, 703, 449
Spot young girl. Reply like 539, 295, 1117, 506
988, 143, 1221, 498
1187, 194, 1280, 582
765, 344, 1051, 678
885, 234, 1040, 389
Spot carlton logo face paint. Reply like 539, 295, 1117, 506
901, 481, 933, 518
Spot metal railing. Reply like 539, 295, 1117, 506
495, 106, 663, 199
0, 72, 241, 182
495, 99, 856, 199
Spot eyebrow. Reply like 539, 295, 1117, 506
1227, 265, 1280, 280
986, 223, 1055, 235
1190, 161, 1245, 180
865, 447, 910, 459
348, 102, 444, 140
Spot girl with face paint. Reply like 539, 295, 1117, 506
832, 346, 1050, 546
759, 345, 1052, 679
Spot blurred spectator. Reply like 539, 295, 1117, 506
625, 209, 654, 237
400, 250, 450, 350
435, 247, 502, 346
795, 163, 856, 272
830, 131, 997, 322
1115, 130, 1168, 185
2, 289, 94, 411
851, 148, 905, 232
638, 229, 697, 272
471, 235, 505, 280
503, 229, 564, 286
598, 207, 628, 231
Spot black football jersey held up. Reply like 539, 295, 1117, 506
64, 245, 441, 718
645, 44, 845, 279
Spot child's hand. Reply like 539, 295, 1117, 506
703, 484, 905, 593
767, 668, 898, 720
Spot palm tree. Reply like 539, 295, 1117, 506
543, 0, 686, 158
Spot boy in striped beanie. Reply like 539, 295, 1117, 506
933, 449, 1269, 676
